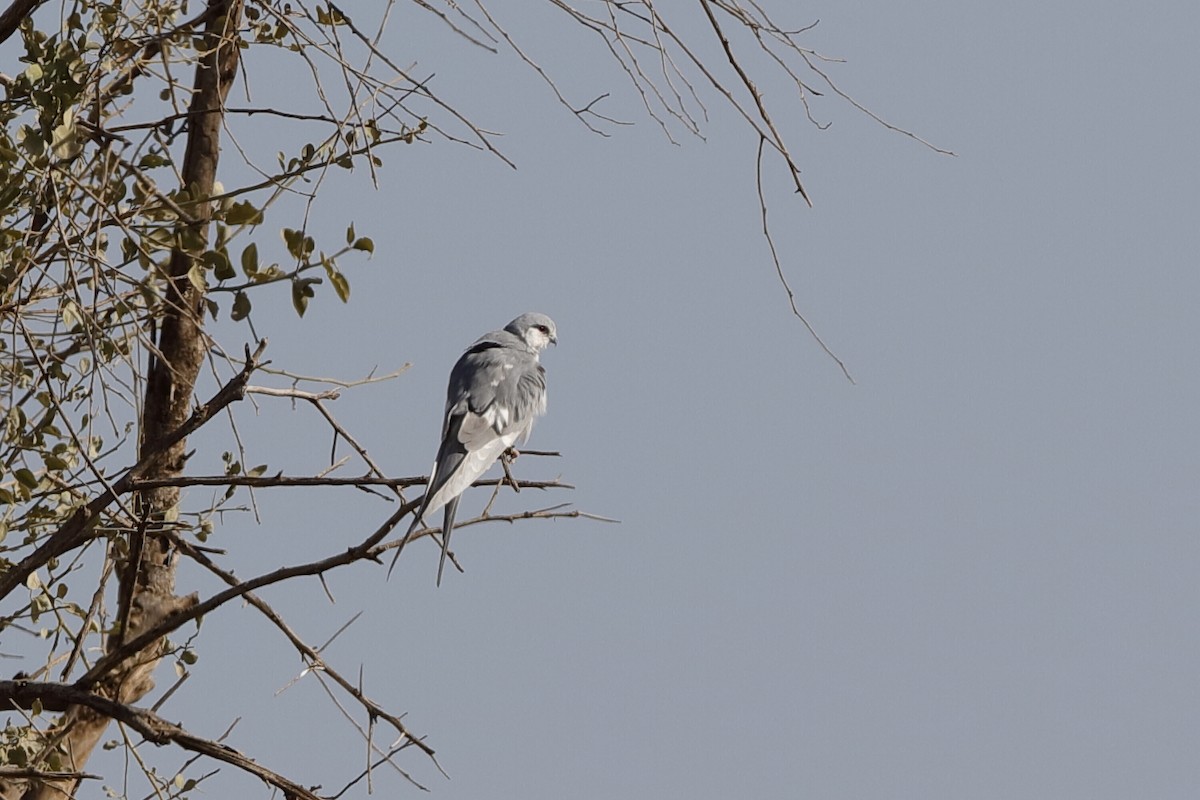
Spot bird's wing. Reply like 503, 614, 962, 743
419, 412, 520, 524
451, 334, 547, 434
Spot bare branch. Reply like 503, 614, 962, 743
699, 0, 810, 205
0, 0, 44, 46
78, 500, 417, 691
126, 473, 572, 492
0, 769, 99, 782
167, 534, 439, 768
754, 138, 853, 382
0, 682, 322, 800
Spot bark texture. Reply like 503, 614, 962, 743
8, 3, 244, 798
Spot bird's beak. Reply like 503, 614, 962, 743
550, 334, 558, 346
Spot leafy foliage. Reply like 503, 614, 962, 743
0, 1, 424, 796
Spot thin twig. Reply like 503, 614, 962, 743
755, 137, 853, 382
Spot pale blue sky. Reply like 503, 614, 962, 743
51, 2, 1200, 798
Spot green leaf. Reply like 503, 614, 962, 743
316, 5, 347, 25
51, 109, 82, 160
24, 63, 43, 81
203, 249, 234, 281
187, 262, 206, 291
61, 300, 81, 331
282, 227, 304, 259
345, 223, 355, 244
291, 279, 312, 317
224, 200, 264, 226
179, 226, 206, 253
352, 237, 374, 254
282, 231, 316, 260
241, 242, 258, 275
231, 291, 251, 321
43, 454, 69, 471
15, 468, 38, 489
323, 259, 351, 302
142, 227, 174, 252
329, 269, 350, 302
18, 125, 44, 158
138, 152, 169, 169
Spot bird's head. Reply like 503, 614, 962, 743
506, 312, 557, 353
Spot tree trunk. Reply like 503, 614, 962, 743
14, 3, 244, 798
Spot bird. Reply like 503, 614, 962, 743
390, 312, 557, 584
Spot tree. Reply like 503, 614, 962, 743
0, 1, 943, 797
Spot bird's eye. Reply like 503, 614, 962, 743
535, 325, 549, 334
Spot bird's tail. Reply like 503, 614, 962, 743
436, 496, 461, 587
387, 513, 423, 580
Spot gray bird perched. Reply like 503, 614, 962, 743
390, 312, 557, 584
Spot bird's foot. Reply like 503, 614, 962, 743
500, 449, 522, 493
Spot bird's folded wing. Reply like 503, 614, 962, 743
419, 409, 524, 521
